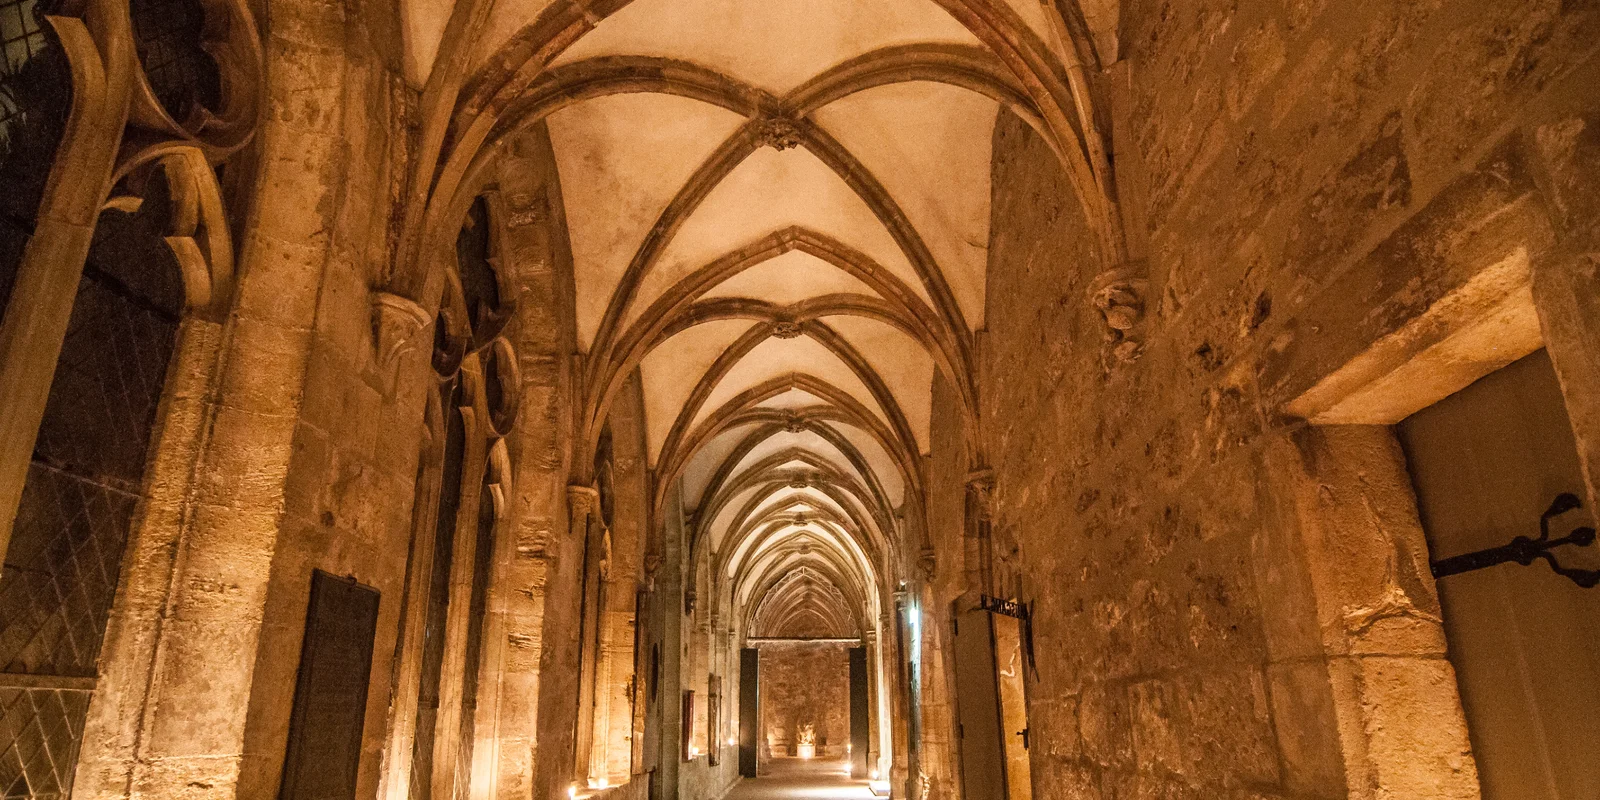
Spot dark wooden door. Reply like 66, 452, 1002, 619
278, 570, 381, 800
848, 647, 869, 778
739, 648, 758, 777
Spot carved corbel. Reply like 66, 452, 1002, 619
371, 291, 432, 368
1089, 265, 1149, 367
964, 468, 996, 523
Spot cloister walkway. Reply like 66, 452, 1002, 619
722, 759, 874, 800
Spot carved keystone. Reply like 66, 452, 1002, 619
756, 117, 804, 150
771, 318, 803, 339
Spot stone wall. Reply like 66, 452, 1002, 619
756, 641, 851, 763
679, 749, 740, 800
238, 42, 425, 798
952, 0, 1600, 796
64, 0, 429, 795
489, 124, 585, 800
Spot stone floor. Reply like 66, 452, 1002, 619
727, 759, 873, 800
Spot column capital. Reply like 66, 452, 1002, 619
370, 291, 430, 369
567, 484, 600, 515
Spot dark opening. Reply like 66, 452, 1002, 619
278, 571, 381, 800
128, 0, 220, 122
409, 383, 468, 800
0, 0, 70, 315
455, 198, 499, 333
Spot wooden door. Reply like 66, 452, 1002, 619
950, 604, 1005, 800
739, 648, 758, 777
279, 571, 381, 800
848, 647, 869, 777
1399, 350, 1600, 800
991, 615, 1032, 800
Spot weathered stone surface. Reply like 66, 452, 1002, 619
6, 0, 1595, 798
756, 641, 851, 762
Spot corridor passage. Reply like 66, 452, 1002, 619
2, 0, 1597, 796
727, 760, 873, 800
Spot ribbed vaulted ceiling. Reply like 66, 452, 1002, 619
406, 0, 1116, 639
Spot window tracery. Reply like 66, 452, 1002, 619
400, 193, 520, 800
0, 0, 261, 792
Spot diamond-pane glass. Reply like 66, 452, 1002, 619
0, 688, 89, 800
0, 182, 182, 799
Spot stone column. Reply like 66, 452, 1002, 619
586, 529, 617, 786
913, 581, 956, 800
598, 371, 646, 784
531, 477, 591, 800
656, 485, 688, 799
428, 404, 494, 799
864, 627, 881, 775
376, 394, 448, 800
569, 484, 601, 783
703, 609, 723, 765
608, 373, 651, 782
438, 124, 581, 800
1264, 426, 1479, 799
962, 472, 994, 596
888, 596, 917, 800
